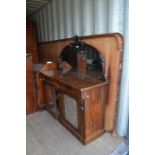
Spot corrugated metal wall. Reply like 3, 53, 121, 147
31, 0, 109, 42
111, 0, 129, 137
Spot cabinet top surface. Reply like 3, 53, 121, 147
40, 70, 108, 91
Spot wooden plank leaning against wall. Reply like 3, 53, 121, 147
26, 21, 38, 63
26, 21, 39, 115
37, 33, 124, 133
26, 54, 38, 114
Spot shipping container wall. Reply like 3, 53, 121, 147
32, 0, 109, 42
105, 0, 129, 137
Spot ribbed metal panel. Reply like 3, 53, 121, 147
35, 12, 41, 42
43, 6, 48, 42
39, 9, 44, 42
72, 0, 82, 36
57, 0, 65, 39
52, 0, 58, 40
114, 0, 129, 137
81, 0, 94, 35
107, 0, 114, 32
65, 0, 73, 38
26, 0, 51, 17
47, 2, 53, 41
95, 0, 108, 34
32, 0, 109, 42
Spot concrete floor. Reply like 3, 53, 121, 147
27, 111, 125, 155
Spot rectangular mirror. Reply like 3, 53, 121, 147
63, 94, 78, 128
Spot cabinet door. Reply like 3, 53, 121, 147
36, 78, 58, 118
82, 86, 105, 142
58, 91, 85, 142
58, 92, 80, 128
63, 94, 78, 128
43, 82, 58, 118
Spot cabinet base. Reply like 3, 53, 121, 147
58, 117, 104, 145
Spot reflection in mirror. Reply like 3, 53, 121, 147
59, 43, 105, 80
64, 94, 78, 128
